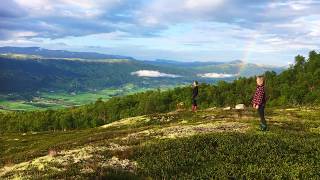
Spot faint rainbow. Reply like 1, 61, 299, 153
242, 32, 259, 63
240, 0, 277, 65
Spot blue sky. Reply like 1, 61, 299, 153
1, 0, 320, 65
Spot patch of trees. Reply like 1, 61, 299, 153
0, 51, 319, 133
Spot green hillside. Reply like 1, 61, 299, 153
1, 107, 320, 179
0, 55, 189, 93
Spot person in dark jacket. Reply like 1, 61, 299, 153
252, 76, 267, 131
192, 81, 199, 112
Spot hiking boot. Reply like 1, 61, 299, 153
260, 124, 268, 131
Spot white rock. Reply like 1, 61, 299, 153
235, 104, 245, 110
223, 106, 231, 110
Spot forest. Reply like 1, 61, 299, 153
0, 51, 319, 133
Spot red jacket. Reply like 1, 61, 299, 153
252, 85, 266, 106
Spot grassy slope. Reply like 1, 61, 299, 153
1, 107, 320, 179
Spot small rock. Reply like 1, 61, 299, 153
223, 107, 231, 111
205, 107, 217, 111
207, 116, 216, 120
235, 104, 245, 110
48, 149, 58, 157
180, 120, 188, 124
176, 102, 185, 110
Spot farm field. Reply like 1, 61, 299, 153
0, 84, 161, 111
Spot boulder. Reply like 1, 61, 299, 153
235, 104, 245, 110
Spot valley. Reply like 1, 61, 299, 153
0, 47, 283, 111
0, 84, 167, 111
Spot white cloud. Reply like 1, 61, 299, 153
184, 0, 224, 10
268, 0, 318, 11
259, 15, 320, 50
131, 70, 181, 78
84, 31, 130, 40
14, 0, 121, 18
137, 0, 226, 26
0, 29, 38, 40
197, 73, 236, 78
14, 31, 38, 38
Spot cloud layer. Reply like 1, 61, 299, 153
1, 0, 320, 65
131, 70, 181, 78
197, 73, 236, 78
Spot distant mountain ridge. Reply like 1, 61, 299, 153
0, 46, 135, 60
144, 59, 224, 67
144, 58, 284, 77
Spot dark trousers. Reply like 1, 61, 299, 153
192, 97, 197, 106
258, 105, 267, 129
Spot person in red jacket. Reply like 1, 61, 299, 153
252, 76, 267, 131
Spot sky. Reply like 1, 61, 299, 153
0, 0, 320, 65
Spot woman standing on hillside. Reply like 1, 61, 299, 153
252, 76, 267, 131
192, 81, 199, 112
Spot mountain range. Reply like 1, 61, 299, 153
0, 46, 134, 60
0, 46, 284, 94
